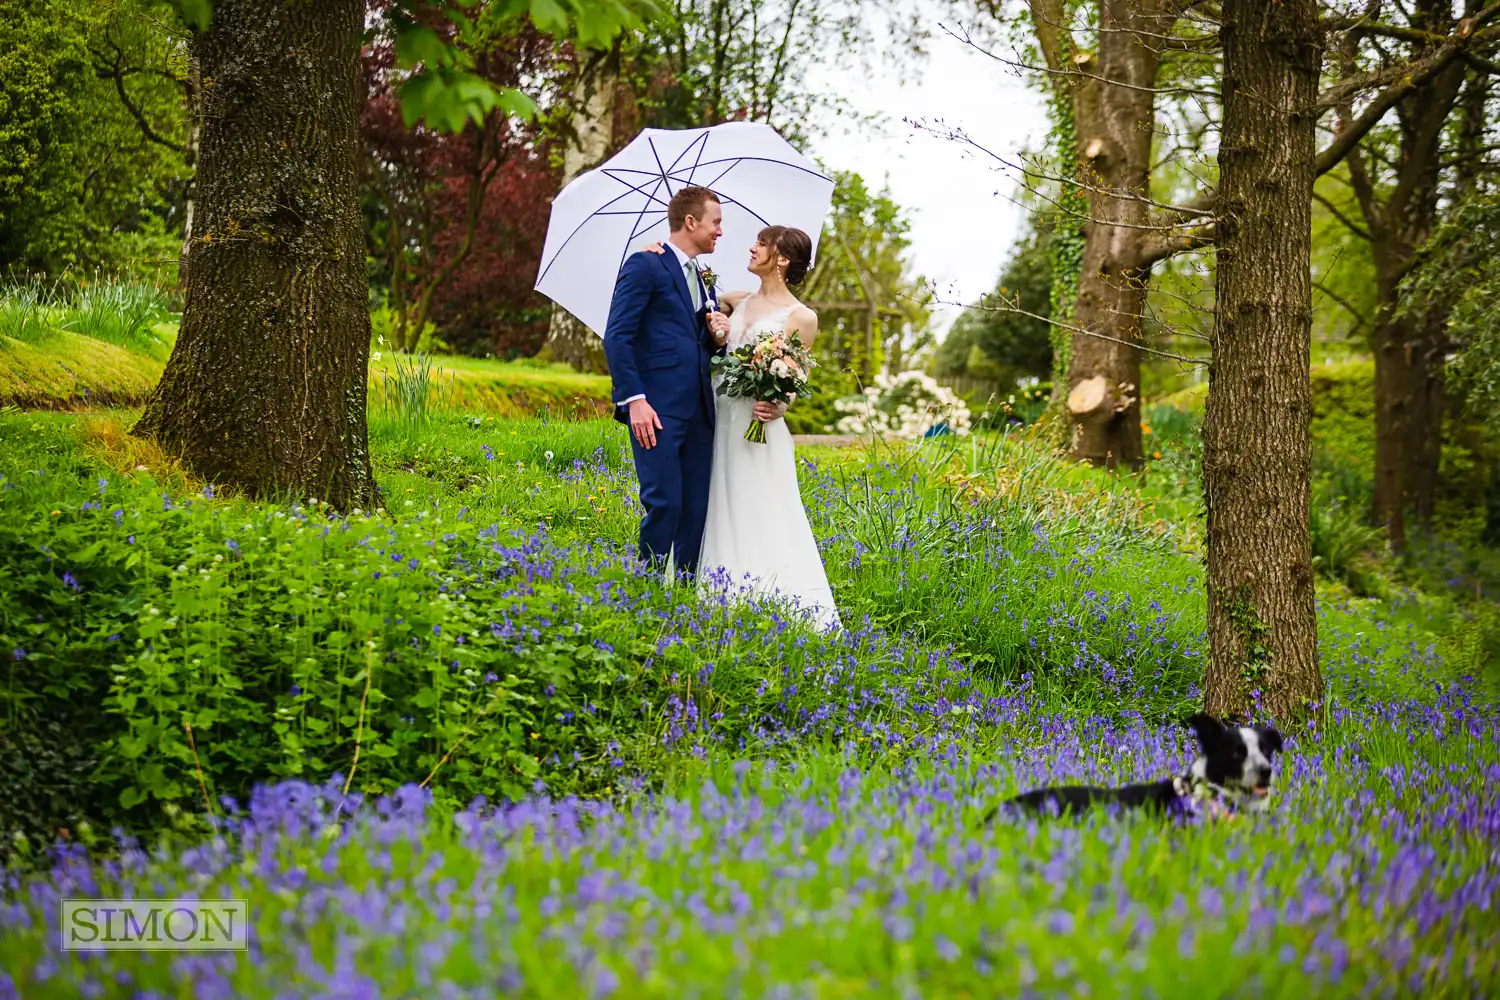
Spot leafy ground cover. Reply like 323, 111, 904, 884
1, 386, 1498, 994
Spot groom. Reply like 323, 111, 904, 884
603, 185, 731, 576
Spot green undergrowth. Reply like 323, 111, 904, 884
0, 410, 943, 842
3, 405, 1491, 848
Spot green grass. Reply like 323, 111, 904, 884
369, 351, 611, 418
0, 329, 171, 408
0, 324, 611, 414
1, 405, 1488, 828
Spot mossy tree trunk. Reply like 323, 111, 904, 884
1202, 0, 1324, 726
134, 0, 376, 510
1060, 0, 1165, 470
1027, 0, 1184, 470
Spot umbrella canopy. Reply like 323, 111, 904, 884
536, 122, 834, 336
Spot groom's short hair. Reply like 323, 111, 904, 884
668, 186, 720, 232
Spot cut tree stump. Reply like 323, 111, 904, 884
1067, 375, 1111, 416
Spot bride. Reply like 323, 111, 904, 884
647, 226, 841, 631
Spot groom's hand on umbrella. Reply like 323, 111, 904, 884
707, 310, 730, 342
629, 398, 662, 449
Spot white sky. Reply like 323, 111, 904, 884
806, 18, 1050, 333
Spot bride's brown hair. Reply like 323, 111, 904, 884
757, 225, 813, 286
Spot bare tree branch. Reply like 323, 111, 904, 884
1313, 279, 1371, 331
1312, 189, 1373, 240
91, 37, 187, 155
945, 21, 1221, 98
1315, 8, 1500, 175
1139, 225, 1216, 267
935, 289, 1209, 367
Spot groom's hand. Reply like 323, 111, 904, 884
707, 310, 730, 344
628, 398, 663, 449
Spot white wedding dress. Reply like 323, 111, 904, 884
698, 302, 842, 631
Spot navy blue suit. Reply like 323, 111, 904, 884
602, 250, 720, 575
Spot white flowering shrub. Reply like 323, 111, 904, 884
832, 371, 972, 439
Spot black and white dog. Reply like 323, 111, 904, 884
984, 713, 1283, 823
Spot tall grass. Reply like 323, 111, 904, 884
0, 274, 67, 345
810, 431, 1207, 713
0, 270, 173, 358
60, 273, 173, 357
373, 351, 456, 434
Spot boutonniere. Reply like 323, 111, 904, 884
699, 266, 720, 312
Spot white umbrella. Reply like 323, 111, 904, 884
535, 122, 835, 336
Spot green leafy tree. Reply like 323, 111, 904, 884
934, 226, 1052, 391
798, 171, 930, 378
0, 0, 189, 273
1403, 189, 1500, 426
618, 0, 920, 140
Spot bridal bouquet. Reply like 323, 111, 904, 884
711, 329, 816, 443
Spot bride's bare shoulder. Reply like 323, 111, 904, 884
721, 290, 751, 311
788, 302, 818, 329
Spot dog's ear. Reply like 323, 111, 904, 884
1254, 725, 1283, 756
1185, 712, 1225, 751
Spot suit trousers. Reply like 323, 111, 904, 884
630, 396, 715, 576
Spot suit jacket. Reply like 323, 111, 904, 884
602, 250, 720, 425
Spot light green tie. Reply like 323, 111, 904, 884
685, 260, 702, 311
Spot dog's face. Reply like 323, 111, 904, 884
1185, 713, 1283, 809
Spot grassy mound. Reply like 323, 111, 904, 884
370, 354, 611, 418
0, 333, 613, 415
0, 330, 169, 409
1, 273, 612, 413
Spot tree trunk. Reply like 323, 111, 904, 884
544, 46, 618, 373
1372, 301, 1447, 547
178, 52, 201, 291
1061, 0, 1169, 469
1409, 309, 1447, 524
1371, 292, 1411, 550
134, 0, 376, 511
1202, 0, 1323, 726
1352, 3, 1465, 546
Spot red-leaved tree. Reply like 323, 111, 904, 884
360, 17, 562, 355
428, 140, 557, 356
